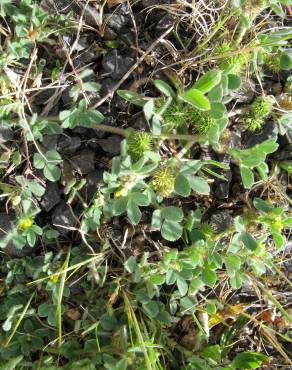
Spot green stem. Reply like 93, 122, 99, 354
32, 115, 203, 142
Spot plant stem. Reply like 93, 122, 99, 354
38, 115, 203, 142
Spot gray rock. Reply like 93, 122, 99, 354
102, 50, 134, 79
0, 213, 35, 258
242, 121, 278, 148
82, 171, 103, 200
43, 134, 60, 150
100, 78, 116, 96
97, 135, 122, 156
230, 80, 256, 104
40, 182, 61, 212
0, 125, 13, 143
51, 202, 77, 235
214, 171, 232, 199
210, 211, 233, 233
71, 150, 96, 175
105, 13, 128, 33
58, 135, 81, 154
83, 6, 101, 26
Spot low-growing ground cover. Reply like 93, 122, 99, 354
0, 1, 291, 369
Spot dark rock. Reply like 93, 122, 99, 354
100, 78, 116, 96
102, 50, 134, 79
61, 86, 74, 108
83, 5, 101, 26
120, 30, 135, 46
105, 13, 129, 33
97, 135, 122, 156
82, 171, 103, 200
93, 115, 116, 139
70, 150, 96, 175
155, 13, 175, 35
43, 134, 60, 150
41, 0, 74, 13
33, 88, 52, 105
242, 121, 278, 148
40, 182, 61, 212
0, 213, 35, 258
230, 80, 256, 104
58, 135, 81, 154
51, 202, 77, 235
214, 171, 232, 199
210, 211, 233, 233
0, 125, 13, 143
274, 145, 292, 161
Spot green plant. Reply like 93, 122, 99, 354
230, 137, 279, 188
127, 130, 153, 162
244, 96, 274, 132
33, 150, 62, 182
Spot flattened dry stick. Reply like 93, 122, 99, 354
90, 26, 174, 109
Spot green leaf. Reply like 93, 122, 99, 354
210, 102, 226, 119
253, 198, 274, 213
272, 232, 285, 249
131, 192, 150, 206
28, 180, 45, 197
0, 356, 24, 370
33, 153, 45, 169
44, 164, 61, 182
230, 272, 242, 289
201, 268, 217, 288
149, 274, 165, 285
188, 176, 210, 194
45, 150, 62, 162
193, 70, 222, 93
161, 206, 184, 222
154, 80, 176, 99
179, 89, 211, 111
161, 220, 183, 241
125, 256, 137, 273
127, 200, 141, 225
176, 276, 188, 296
112, 196, 128, 216
240, 166, 254, 189
258, 138, 279, 154
227, 74, 241, 90
82, 81, 101, 92
202, 345, 222, 363
232, 352, 268, 369
175, 174, 191, 197
208, 85, 223, 102
117, 90, 146, 107
151, 209, 162, 230
241, 232, 258, 251
142, 301, 159, 318
280, 51, 292, 70
225, 255, 241, 277
279, 160, 292, 173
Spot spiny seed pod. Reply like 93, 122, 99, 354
189, 109, 215, 135
244, 96, 273, 132
151, 167, 175, 197
162, 101, 191, 129
127, 131, 152, 162
242, 0, 265, 17
215, 42, 250, 74
278, 94, 292, 111
265, 53, 281, 73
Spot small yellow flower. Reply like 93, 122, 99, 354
273, 217, 283, 230
50, 274, 59, 284
18, 218, 33, 230
114, 188, 128, 198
